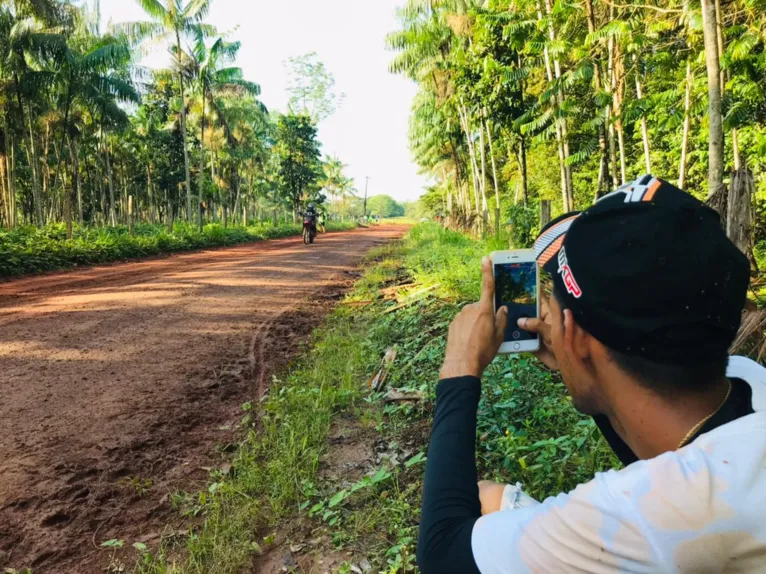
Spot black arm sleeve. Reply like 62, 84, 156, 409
416, 376, 483, 574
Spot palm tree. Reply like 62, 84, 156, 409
1, 4, 68, 225
53, 27, 137, 234
189, 34, 261, 228
117, 0, 216, 222
320, 155, 346, 214
337, 176, 357, 220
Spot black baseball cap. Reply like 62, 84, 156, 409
534, 175, 750, 365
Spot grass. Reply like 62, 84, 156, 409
0, 220, 357, 278
121, 223, 615, 573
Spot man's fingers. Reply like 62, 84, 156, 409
480, 256, 495, 312
518, 316, 547, 335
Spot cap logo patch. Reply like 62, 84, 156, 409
558, 247, 582, 299
597, 174, 660, 204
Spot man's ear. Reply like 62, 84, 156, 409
562, 309, 594, 367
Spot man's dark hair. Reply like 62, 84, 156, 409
551, 288, 728, 396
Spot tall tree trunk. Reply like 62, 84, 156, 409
0, 146, 7, 228
612, 43, 627, 184
234, 172, 242, 224
67, 135, 82, 225
128, 195, 134, 236
540, 200, 552, 228
606, 7, 619, 189
198, 86, 206, 232
210, 149, 218, 222
634, 57, 652, 174
485, 119, 501, 236
727, 169, 753, 258
543, 0, 573, 209
147, 163, 155, 224
514, 56, 530, 204
538, 0, 572, 211
6, 132, 16, 228
478, 121, 489, 231
96, 149, 106, 224
679, 61, 693, 189
458, 103, 481, 216
121, 165, 129, 225
63, 157, 72, 239
176, 31, 193, 222
25, 109, 43, 225
43, 123, 52, 220
0, 126, 9, 228
104, 134, 116, 226
167, 193, 174, 233
712, 0, 741, 170
701, 0, 725, 198
585, 0, 611, 193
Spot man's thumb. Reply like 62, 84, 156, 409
495, 306, 508, 340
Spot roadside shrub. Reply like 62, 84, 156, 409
0, 221, 357, 278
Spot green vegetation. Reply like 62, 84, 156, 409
367, 195, 406, 218
0, 0, 353, 239
389, 0, 766, 258
0, 221, 356, 278
129, 224, 614, 573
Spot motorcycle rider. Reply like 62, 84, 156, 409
303, 203, 318, 233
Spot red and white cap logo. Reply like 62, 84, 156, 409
558, 247, 582, 299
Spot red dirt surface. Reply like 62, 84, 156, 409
0, 225, 407, 573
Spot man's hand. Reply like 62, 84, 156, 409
517, 296, 558, 370
440, 257, 507, 380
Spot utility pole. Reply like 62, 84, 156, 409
363, 176, 370, 218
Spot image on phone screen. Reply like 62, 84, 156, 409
494, 262, 537, 343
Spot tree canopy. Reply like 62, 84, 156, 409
389, 0, 766, 246
0, 0, 351, 234
367, 194, 405, 218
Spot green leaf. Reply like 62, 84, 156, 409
328, 489, 348, 508
101, 539, 125, 548
371, 467, 392, 484
405, 452, 427, 468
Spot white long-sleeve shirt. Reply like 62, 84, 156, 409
472, 356, 766, 573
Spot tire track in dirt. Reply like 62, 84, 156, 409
0, 225, 407, 573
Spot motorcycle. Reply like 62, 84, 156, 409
303, 216, 317, 244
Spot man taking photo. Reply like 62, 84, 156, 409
418, 176, 766, 573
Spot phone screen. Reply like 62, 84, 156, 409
494, 262, 538, 343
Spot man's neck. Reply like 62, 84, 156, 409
605, 378, 731, 460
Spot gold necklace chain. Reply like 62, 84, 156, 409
677, 380, 732, 449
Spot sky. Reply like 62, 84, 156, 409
98, 0, 429, 203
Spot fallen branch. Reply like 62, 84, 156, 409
369, 347, 397, 392
340, 300, 374, 307
379, 282, 416, 296
384, 389, 425, 403
383, 284, 441, 314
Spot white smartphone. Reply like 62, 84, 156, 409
491, 250, 540, 354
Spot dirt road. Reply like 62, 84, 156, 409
0, 225, 406, 572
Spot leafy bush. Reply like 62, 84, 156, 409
0, 221, 356, 278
